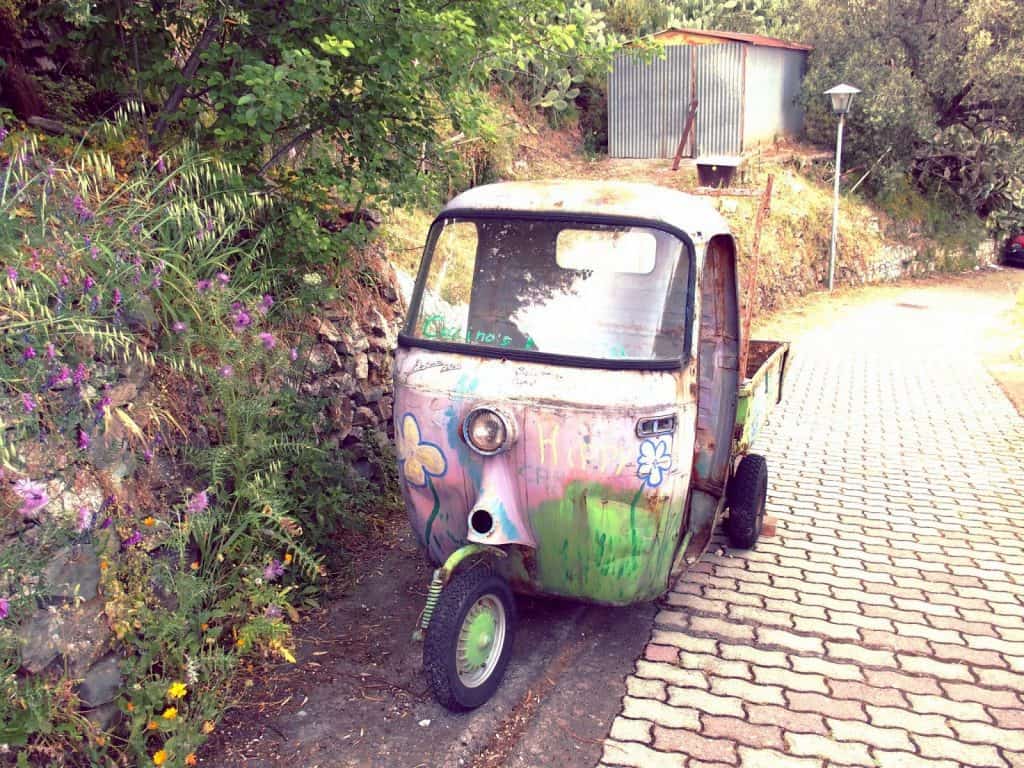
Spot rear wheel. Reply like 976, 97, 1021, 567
423, 567, 515, 711
726, 453, 768, 549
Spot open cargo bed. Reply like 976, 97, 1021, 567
734, 340, 790, 452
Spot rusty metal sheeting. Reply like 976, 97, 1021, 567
608, 46, 693, 159
694, 42, 744, 157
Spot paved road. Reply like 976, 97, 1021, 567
600, 273, 1024, 768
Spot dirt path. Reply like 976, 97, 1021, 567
203, 266, 1024, 768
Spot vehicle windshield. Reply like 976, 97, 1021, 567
405, 216, 691, 363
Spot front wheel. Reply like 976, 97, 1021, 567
726, 453, 768, 549
423, 567, 516, 711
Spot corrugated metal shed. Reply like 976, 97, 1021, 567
608, 28, 810, 160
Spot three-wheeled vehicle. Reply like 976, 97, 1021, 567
394, 180, 788, 711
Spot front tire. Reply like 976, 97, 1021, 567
726, 453, 768, 549
423, 567, 516, 711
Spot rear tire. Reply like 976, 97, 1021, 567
423, 567, 515, 711
726, 454, 768, 549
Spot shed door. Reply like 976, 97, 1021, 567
694, 43, 744, 157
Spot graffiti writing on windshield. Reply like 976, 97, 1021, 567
420, 314, 537, 350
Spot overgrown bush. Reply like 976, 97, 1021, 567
0, 113, 389, 767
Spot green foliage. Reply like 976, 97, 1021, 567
789, 0, 1024, 233
0, 114, 394, 767
595, 0, 791, 37
18, 1, 620, 269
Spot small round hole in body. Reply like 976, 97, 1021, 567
470, 509, 494, 535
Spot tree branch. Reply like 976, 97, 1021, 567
150, 16, 223, 145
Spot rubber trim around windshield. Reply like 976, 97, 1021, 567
398, 208, 697, 372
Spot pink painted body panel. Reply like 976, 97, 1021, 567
394, 347, 698, 604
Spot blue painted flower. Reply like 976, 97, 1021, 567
397, 413, 447, 487
636, 438, 672, 488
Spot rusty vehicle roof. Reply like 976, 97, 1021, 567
441, 180, 731, 241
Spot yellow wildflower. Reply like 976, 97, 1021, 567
201, 720, 215, 734
283, 553, 292, 565
166, 681, 187, 699
143, 516, 156, 527
153, 749, 167, 766
161, 706, 177, 720
185, 755, 198, 767
190, 560, 200, 571
146, 720, 158, 731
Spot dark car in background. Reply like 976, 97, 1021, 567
1004, 236, 1024, 268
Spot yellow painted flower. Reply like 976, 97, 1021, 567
201, 720, 215, 734
190, 561, 200, 571
142, 516, 156, 527
283, 553, 292, 565
396, 413, 447, 487
146, 720, 159, 731
166, 681, 187, 700
161, 706, 177, 720
153, 749, 167, 766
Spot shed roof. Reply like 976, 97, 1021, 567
441, 180, 730, 241
651, 27, 812, 52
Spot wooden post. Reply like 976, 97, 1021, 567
738, 174, 774, 381
671, 98, 699, 171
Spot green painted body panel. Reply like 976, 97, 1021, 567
495, 481, 686, 605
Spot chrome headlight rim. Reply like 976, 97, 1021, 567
462, 406, 517, 456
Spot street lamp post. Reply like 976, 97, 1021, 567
824, 83, 860, 291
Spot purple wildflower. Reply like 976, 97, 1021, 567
131, 223, 142, 236
196, 279, 212, 293
153, 260, 165, 275
186, 491, 209, 514
0, 126, 8, 143
216, 271, 230, 287
112, 288, 122, 306
59, 273, 70, 287
77, 507, 93, 532
172, 321, 187, 333
73, 363, 89, 385
218, 365, 233, 378
45, 343, 56, 360
22, 393, 36, 413
257, 294, 274, 315
84, 275, 96, 292
51, 366, 71, 387
22, 346, 36, 361
100, 517, 112, 530
289, 347, 299, 362
5, 266, 16, 282
121, 530, 143, 550
90, 245, 99, 259
72, 195, 93, 221
13, 479, 48, 517
263, 560, 285, 581
264, 605, 283, 619
156, 156, 166, 174
232, 308, 252, 331
89, 296, 100, 313
143, 448, 153, 462
0, 597, 8, 620
150, 275, 162, 289
95, 395, 112, 416
78, 429, 90, 450
258, 332, 276, 350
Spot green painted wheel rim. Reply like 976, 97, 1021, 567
456, 594, 506, 688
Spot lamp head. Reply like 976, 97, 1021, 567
824, 83, 861, 115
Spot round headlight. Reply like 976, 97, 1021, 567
464, 409, 508, 455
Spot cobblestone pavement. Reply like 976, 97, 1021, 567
600, 278, 1024, 768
